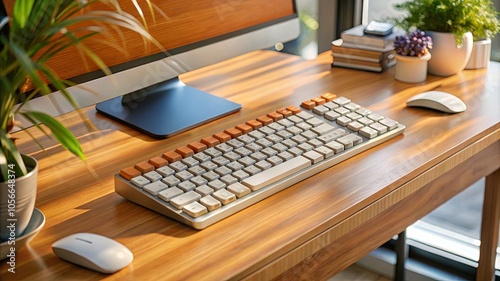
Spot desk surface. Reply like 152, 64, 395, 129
2, 50, 499, 280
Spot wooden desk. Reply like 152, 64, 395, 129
2, 50, 499, 280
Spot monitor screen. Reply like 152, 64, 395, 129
6, 0, 300, 137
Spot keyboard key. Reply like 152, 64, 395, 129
333, 96, 350, 105
175, 146, 194, 158
243, 165, 261, 175
163, 151, 182, 163
131, 176, 150, 187
176, 170, 194, 182
324, 111, 341, 121
379, 118, 399, 130
255, 160, 272, 171
188, 165, 206, 176
162, 175, 181, 187
158, 187, 183, 202
359, 127, 378, 138
170, 191, 201, 209
267, 156, 283, 166
188, 142, 207, 153
195, 185, 214, 196
296, 111, 313, 120
144, 181, 168, 195
120, 167, 141, 181
368, 113, 383, 121
325, 141, 344, 153
149, 156, 168, 168
181, 157, 199, 167
135, 162, 155, 173
183, 202, 208, 217
191, 176, 208, 186
232, 170, 250, 181
242, 156, 311, 191
336, 116, 351, 126
201, 136, 220, 148
202, 171, 220, 181
220, 175, 238, 185
314, 146, 334, 159
143, 171, 162, 182
370, 123, 388, 134
212, 189, 236, 205
170, 161, 188, 172
200, 195, 221, 211
347, 121, 364, 132
204, 147, 222, 158
303, 150, 324, 164
193, 152, 211, 163
311, 123, 335, 135
208, 180, 227, 190
227, 183, 251, 198
306, 117, 324, 127
178, 181, 196, 192
337, 134, 363, 149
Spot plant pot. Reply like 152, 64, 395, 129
0, 155, 38, 242
426, 31, 473, 76
394, 53, 431, 83
465, 38, 491, 69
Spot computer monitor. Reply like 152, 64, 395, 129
7, 0, 300, 138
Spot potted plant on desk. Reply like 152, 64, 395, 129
0, 0, 158, 251
391, 0, 493, 76
393, 30, 433, 83
464, 0, 500, 69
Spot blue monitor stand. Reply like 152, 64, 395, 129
95, 77, 241, 139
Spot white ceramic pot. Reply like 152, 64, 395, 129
0, 155, 38, 242
394, 53, 431, 83
426, 31, 473, 76
465, 38, 491, 69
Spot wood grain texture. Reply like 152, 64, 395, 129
477, 168, 500, 281
3, 0, 294, 80
1, 50, 499, 280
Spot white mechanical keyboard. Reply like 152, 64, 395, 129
115, 93, 405, 229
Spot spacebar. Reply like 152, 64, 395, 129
241, 156, 312, 191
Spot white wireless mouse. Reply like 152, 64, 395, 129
406, 91, 467, 113
52, 233, 133, 274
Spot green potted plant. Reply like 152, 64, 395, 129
464, 0, 500, 69
0, 0, 158, 246
393, 30, 433, 83
390, 0, 495, 76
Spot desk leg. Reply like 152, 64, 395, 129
395, 230, 408, 281
477, 168, 500, 281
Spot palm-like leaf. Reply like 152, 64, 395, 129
1, 0, 163, 181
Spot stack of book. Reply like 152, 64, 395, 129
331, 24, 400, 72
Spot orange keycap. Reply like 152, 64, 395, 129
277, 108, 293, 117
188, 141, 207, 153
163, 151, 182, 162
149, 156, 168, 168
134, 162, 155, 173
311, 97, 326, 105
120, 167, 142, 180
246, 120, 263, 129
213, 132, 231, 143
256, 115, 273, 125
201, 136, 220, 147
286, 105, 302, 114
321, 92, 336, 102
301, 100, 316, 110
235, 124, 253, 134
267, 112, 283, 121
224, 128, 242, 138
175, 146, 194, 158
